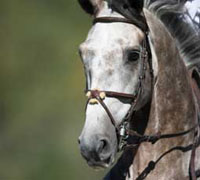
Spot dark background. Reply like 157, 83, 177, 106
0, 0, 106, 179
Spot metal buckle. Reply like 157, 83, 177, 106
118, 121, 129, 151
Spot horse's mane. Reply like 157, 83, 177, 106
108, 0, 200, 68
144, 0, 200, 68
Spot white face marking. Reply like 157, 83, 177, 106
79, 1, 150, 167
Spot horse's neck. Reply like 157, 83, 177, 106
144, 9, 197, 135
147, 73, 196, 134
146, 63, 196, 134
127, 10, 199, 179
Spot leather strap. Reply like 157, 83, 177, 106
135, 137, 200, 180
93, 17, 148, 32
93, 17, 135, 25
86, 89, 137, 130
126, 125, 197, 145
86, 89, 137, 101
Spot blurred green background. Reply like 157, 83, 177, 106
0, 0, 106, 179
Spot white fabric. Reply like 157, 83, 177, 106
186, 0, 200, 30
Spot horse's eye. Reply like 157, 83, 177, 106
127, 50, 140, 62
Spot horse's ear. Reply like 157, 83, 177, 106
78, 0, 95, 15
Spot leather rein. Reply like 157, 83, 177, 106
84, 16, 200, 179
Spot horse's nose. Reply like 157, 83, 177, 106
79, 135, 111, 164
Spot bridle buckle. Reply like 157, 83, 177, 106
118, 121, 129, 151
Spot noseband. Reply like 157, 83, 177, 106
85, 16, 151, 150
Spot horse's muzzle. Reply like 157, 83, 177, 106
78, 134, 113, 167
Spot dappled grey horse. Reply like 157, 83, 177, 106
77, 0, 200, 179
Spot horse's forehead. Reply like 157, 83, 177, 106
85, 24, 144, 49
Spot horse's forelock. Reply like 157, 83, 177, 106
107, 0, 148, 32
78, 0, 95, 15
78, 0, 104, 15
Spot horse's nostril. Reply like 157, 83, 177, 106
79, 136, 112, 165
97, 139, 108, 153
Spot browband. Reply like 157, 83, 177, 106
93, 17, 148, 33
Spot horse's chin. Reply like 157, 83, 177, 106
87, 154, 116, 170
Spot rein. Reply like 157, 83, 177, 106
84, 16, 200, 179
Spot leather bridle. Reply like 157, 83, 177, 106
85, 16, 151, 151
83, 16, 200, 179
